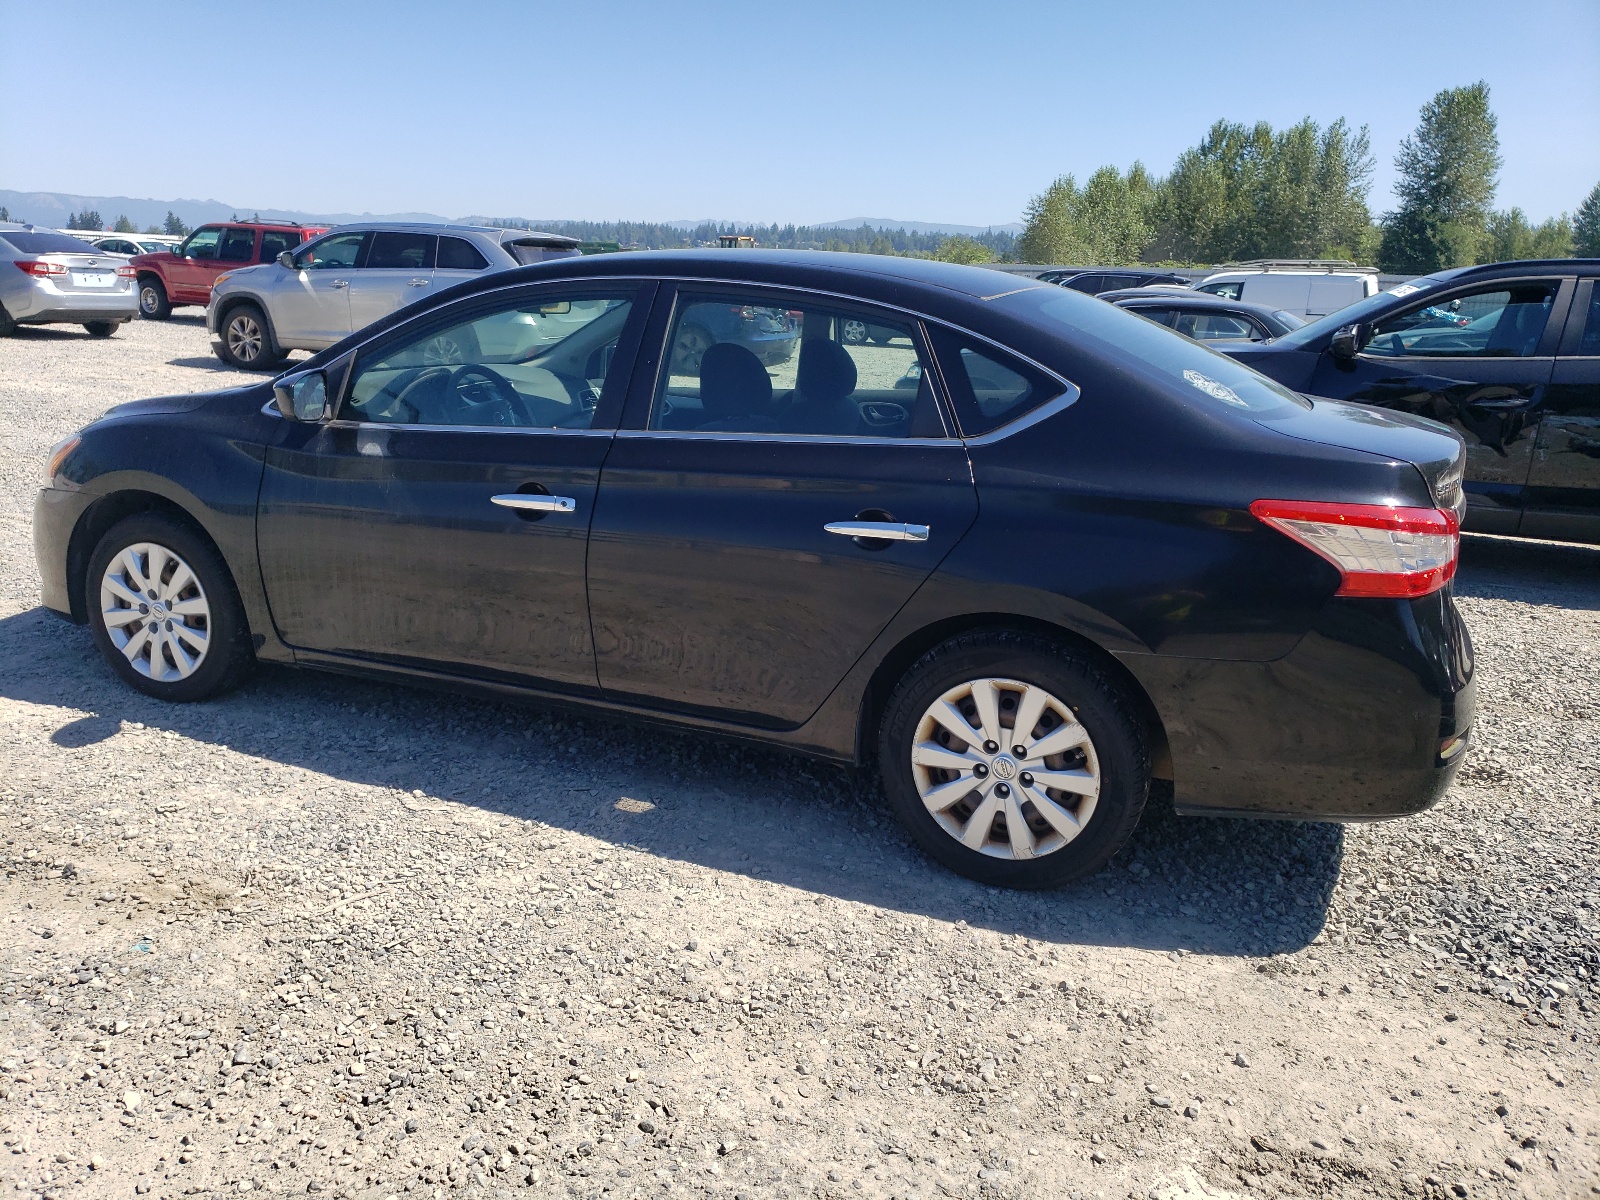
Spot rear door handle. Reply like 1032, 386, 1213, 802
330, 279, 349, 289
824, 521, 929, 542
407, 278, 429, 287
491, 493, 576, 513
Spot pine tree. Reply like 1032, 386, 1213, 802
1575, 182, 1600, 257
1380, 82, 1501, 271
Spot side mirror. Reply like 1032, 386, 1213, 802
1329, 323, 1368, 359
272, 370, 330, 421
277, 251, 295, 269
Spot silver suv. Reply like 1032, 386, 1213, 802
205, 222, 580, 369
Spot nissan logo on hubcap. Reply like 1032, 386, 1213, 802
991, 755, 1018, 781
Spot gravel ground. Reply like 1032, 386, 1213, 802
1, 318, 1597, 1200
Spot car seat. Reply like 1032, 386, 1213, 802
783, 338, 862, 435
697, 342, 777, 432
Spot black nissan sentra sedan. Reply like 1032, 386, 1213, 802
34, 251, 1475, 889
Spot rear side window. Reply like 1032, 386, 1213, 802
1064, 274, 1103, 293
1196, 281, 1242, 301
1580, 289, 1600, 356
258, 230, 298, 261
930, 329, 1065, 437
366, 232, 436, 270
1129, 306, 1179, 327
0, 231, 103, 255
437, 237, 489, 270
1173, 311, 1260, 342
218, 228, 255, 263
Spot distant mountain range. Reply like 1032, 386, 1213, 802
0, 189, 1021, 237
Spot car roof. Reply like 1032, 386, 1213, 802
323, 220, 578, 246
1102, 290, 1290, 318
1424, 258, 1600, 283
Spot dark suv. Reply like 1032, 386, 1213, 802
1222, 259, 1600, 545
132, 222, 327, 319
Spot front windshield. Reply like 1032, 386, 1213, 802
1271, 275, 1447, 348
1001, 287, 1310, 415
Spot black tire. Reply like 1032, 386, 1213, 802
877, 630, 1150, 889
138, 276, 171, 320
86, 513, 255, 702
83, 321, 119, 338
0, 303, 15, 337
216, 302, 284, 370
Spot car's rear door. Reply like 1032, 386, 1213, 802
1524, 278, 1600, 543
257, 281, 652, 691
1306, 276, 1572, 535
348, 231, 436, 333
585, 284, 978, 728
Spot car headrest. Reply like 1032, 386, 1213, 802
699, 342, 772, 421
796, 338, 858, 402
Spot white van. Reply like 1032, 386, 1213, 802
1194, 260, 1378, 320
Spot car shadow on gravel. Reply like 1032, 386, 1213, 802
3, 604, 1344, 959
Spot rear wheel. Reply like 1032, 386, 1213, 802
840, 319, 869, 345
217, 303, 283, 370
0, 304, 14, 337
83, 321, 119, 338
138, 276, 171, 320
86, 513, 254, 702
877, 630, 1150, 888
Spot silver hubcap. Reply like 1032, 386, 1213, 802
912, 677, 1100, 860
842, 319, 868, 343
227, 314, 262, 361
420, 335, 463, 366
100, 542, 212, 682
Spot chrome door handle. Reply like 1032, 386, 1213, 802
407, 278, 429, 287
824, 521, 929, 542
330, 279, 349, 288
491, 493, 576, 513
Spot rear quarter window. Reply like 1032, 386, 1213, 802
438, 237, 489, 270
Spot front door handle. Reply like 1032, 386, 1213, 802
491, 493, 576, 513
329, 279, 349, 289
407, 278, 429, 287
824, 520, 929, 542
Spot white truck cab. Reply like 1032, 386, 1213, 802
1195, 260, 1378, 320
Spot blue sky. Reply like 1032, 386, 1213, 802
2, 0, 1596, 226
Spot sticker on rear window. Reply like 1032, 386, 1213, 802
1182, 369, 1247, 407
1387, 283, 1422, 297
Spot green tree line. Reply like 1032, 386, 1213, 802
1019, 82, 1599, 270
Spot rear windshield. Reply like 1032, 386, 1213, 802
0, 232, 102, 255
1001, 287, 1311, 416
505, 240, 580, 266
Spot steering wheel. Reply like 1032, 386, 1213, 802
373, 365, 454, 423
450, 364, 531, 426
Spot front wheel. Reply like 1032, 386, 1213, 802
217, 303, 283, 370
138, 277, 171, 320
877, 630, 1150, 889
86, 514, 255, 702
83, 321, 119, 338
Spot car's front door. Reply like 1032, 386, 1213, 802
166, 225, 223, 302
1524, 279, 1600, 543
585, 286, 979, 727
1307, 278, 1571, 534
347, 230, 436, 333
270, 231, 369, 347
257, 282, 651, 690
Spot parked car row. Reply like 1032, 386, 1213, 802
35, 250, 1476, 888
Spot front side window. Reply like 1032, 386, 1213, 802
343, 292, 634, 429
437, 237, 488, 270
258, 230, 298, 261
366, 231, 435, 270
650, 295, 943, 438
1364, 284, 1558, 358
293, 232, 366, 270
181, 226, 222, 260
218, 227, 255, 263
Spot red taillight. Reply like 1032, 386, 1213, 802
15, 259, 67, 276
116, 265, 136, 278
1250, 499, 1460, 599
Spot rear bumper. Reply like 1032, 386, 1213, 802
8, 283, 138, 322
1119, 589, 1475, 820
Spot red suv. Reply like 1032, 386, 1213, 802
132, 221, 327, 319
